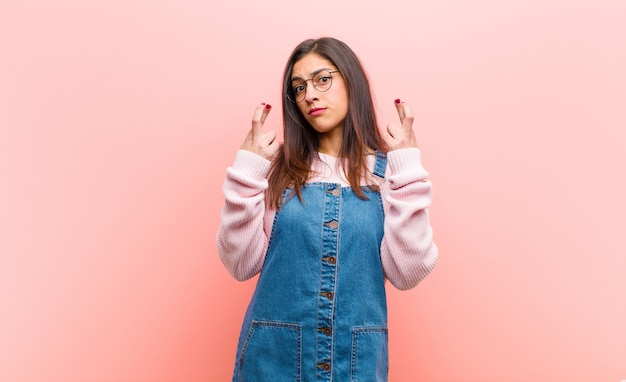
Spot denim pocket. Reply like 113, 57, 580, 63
350, 327, 389, 382
238, 321, 302, 382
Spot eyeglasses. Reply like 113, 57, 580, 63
287, 69, 341, 103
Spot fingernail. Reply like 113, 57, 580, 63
395, 99, 401, 104
261, 102, 266, 105
265, 104, 272, 109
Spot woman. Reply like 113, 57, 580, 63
216, 37, 438, 381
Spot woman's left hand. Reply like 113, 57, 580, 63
383, 99, 419, 151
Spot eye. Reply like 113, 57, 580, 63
317, 75, 331, 84
292, 83, 306, 94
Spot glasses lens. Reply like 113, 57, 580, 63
287, 70, 335, 103
313, 71, 332, 92
289, 81, 306, 103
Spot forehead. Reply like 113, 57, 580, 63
291, 53, 336, 79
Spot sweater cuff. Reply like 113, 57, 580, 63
386, 148, 429, 178
232, 150, 272, 180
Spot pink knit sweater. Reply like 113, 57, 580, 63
216, 148, 438, 290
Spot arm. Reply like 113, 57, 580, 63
380, 148, 438, 290
216, 150, 274, 281
215, 103, 280, 281
380, 100, 438, 290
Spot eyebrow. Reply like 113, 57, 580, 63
291, 67, 335, 82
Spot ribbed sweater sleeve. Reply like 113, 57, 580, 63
215, 150, 274, 281
380, 148, 438, 290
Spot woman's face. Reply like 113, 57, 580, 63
291, 53, 349, 137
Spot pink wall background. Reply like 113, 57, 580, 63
1, 0, 625, 381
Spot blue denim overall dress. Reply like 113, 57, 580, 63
232, 153, 388, 382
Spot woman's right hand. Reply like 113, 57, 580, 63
240, 103, 280, 160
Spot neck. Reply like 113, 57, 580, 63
317, 130, 343, 157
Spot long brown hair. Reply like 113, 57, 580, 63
267, 37, 386, 209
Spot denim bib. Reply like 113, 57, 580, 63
233, 153, 388, 382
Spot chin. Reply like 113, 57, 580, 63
312, 126, 334, 134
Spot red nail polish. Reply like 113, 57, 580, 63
395, 99, 401, 104
261, 102, 266, 105
265, 104, 272, 109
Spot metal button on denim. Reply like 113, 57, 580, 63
322, 256, 337, 264
320, 291, 334, 300
317, 363, 331, 371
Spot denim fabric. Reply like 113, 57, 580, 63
232, 153, 389, 382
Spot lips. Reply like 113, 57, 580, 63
308, 107, 326, 117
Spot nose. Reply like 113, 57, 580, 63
303, 82, 320, 103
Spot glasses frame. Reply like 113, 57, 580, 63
287, 69, 341, 103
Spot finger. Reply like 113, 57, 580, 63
251, 103, 271, 131
386, 123, 399, 139
259, 103, 272, 125
400, 103, 414, 131
394, 99, 405, 123
261, 130, 277, 146
267, 139, 281, 158
381, 129, 395, 147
